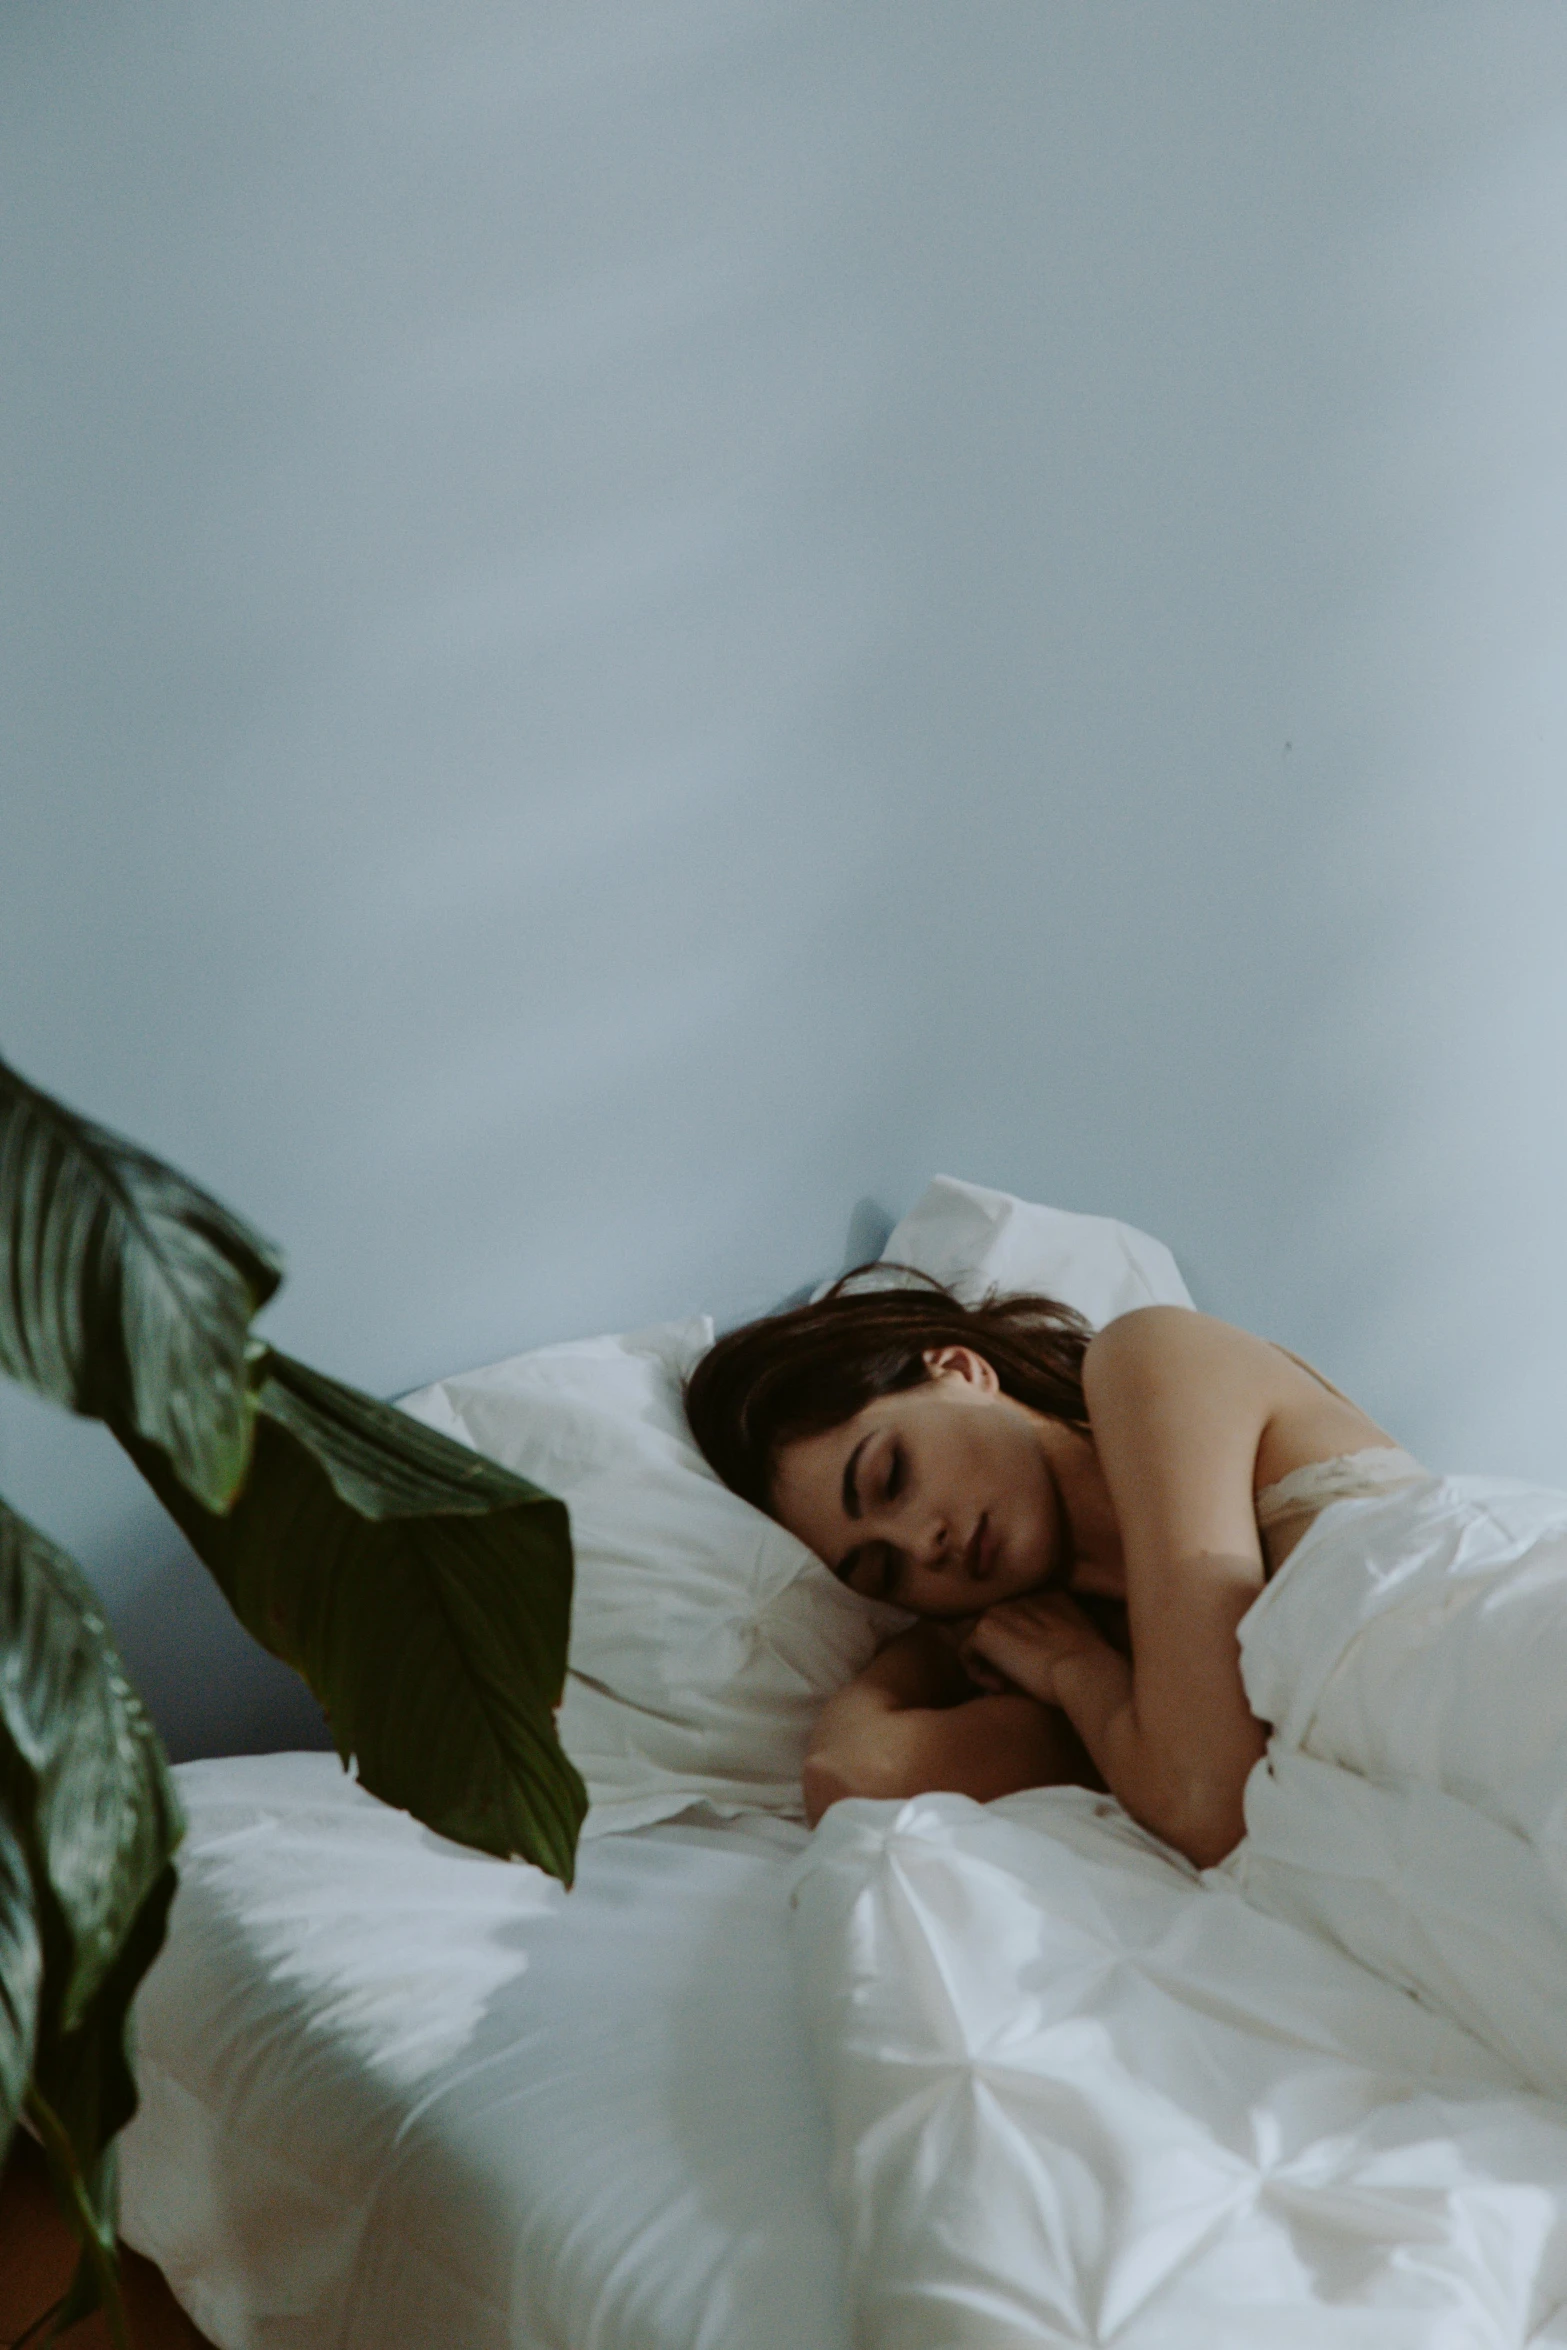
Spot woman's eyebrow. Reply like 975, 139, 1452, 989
842, 1435, 871, 1520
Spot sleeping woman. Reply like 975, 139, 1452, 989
683, 1276, 1426, 1869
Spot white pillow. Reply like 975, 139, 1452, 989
879, 1174, 1193, 1324
399, 1322, 908, 1838
399, 1181, 1192, 1839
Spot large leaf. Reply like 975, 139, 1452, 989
0, 1498, 182, 2343
120, 1350, 587, 1882
0, 1054, 284, 1511
0, 1502, 182, 2042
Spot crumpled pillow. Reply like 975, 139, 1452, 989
880, 1172, 1192, 1324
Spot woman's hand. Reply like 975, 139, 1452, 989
960, 1593, 1116, 1705
800, 1625, 1102, 1825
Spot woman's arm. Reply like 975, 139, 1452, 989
802, 1625, 1100, 1829
966, 1309, 1283, 1865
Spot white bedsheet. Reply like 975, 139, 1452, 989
118, 1755, 849, 2350
793, 1788, 1567, 2348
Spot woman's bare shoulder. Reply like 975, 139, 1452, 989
1083, 1307, 1294, 1394
1083, 1306, 1392, 1462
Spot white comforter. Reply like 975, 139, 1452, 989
119, 1758, 847, 2350
792, 1473, 1567, 2347
1235, 1472, 1567, 2102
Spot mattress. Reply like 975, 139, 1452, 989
117, 1754, 849, 2350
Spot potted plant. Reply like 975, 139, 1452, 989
0, 1052, 585, 2343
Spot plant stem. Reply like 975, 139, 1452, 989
20, 2088, 133, 2350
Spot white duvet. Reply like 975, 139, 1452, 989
119, 1758, 847, 2350
792, 1473, 1567, 2348
1235, 1471, 1567, 2103
123, 1473, 1567, 2347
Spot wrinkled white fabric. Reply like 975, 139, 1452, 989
118, 1755, 846, 2350
1232, 1471, 1567, 2099
793, 1788, 1567, 2348
1254, 1445, 1429, 1568
1253, 1446, 1428, 1527
123, 1465, 1567, 2348
881, 1175, 1193, 1325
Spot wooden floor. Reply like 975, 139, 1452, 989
0, 2135, 213, 2350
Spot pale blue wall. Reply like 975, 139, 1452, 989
4, 2, 1567, 1758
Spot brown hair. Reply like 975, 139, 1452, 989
684, 1266, 1092, 1511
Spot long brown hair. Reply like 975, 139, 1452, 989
684, 1267, 1092, 1511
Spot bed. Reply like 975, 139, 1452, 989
116, 1180, 1567, 2346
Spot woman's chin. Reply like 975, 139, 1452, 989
983, 1537, 1053, 1606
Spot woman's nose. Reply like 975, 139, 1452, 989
918, 1516, 953, 1573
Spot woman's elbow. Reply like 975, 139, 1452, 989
802, 1726, 910, 1827
1174, 1813, 1245, 1870
801, 1750, 852, 1827
1141, 1782, 1248, 1870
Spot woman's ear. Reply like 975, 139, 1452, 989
920, 1344, 1000, 1395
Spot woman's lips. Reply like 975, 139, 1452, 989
966, 1514, 994, 1580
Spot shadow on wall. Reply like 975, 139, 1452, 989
761, 1197, 897, 1319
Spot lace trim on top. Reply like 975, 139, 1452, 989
1255, 1445, 1427, 1528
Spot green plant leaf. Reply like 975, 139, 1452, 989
0, 1501, 183, 2041
119, 1350, 587, 1882
0, 1054, 284, 1511
0, 1498, 181, 2342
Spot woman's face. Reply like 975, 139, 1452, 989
768, 1347, 1068, 1618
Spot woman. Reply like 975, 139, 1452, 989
684, 1275, 1424, 1868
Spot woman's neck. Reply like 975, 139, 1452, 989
1040, 1422, 1125, 1599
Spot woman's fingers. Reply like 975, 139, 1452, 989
987, 1591, 1096, 1640
958, 1647, 1014, 1695
955, 1618, 1015, 1693
965, 1593, 1108, 1704
930, 1613, 983, 1656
